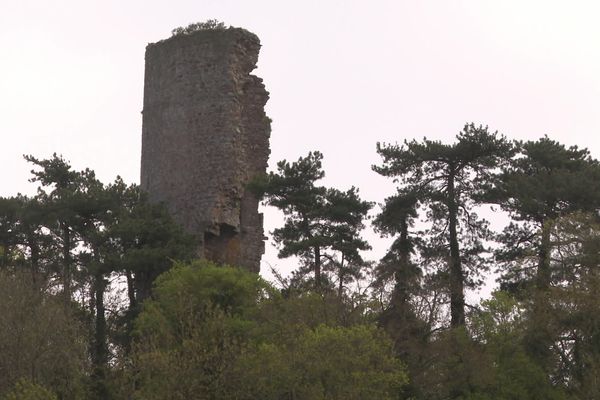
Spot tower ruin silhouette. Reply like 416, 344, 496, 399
140, 27, 271, 272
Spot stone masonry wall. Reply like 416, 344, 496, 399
140, 28, 271, 272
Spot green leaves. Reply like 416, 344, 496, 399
492, 137, 600, 293
2, 379, 58, 400
131, 262, 407, 400
231, 324, 406, 400
257, 151, 372, 290
374, 123, 513, 327
495, 136, 600, 221
0, 273, 86, 399
170, 20, 227, 36
374, 124, 514, 186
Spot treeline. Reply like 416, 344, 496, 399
2, 124, 600, 399
251, 124, 600, 399
0, 155, 196, 398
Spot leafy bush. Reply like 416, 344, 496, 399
130, 261, 407, 399
131, 261, 268, 399
2, 379, 57, 400
0, 273, 87, 399
230, 324, 407, 400
171, 19, 227, 36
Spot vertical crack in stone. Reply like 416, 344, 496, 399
140, 28, 271, 272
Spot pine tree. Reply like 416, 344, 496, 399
373, 190, 420, 325
253, 151, 372, 291
488, 137, 600, 372
374, 123, 513, 327
490, 136, 600, 291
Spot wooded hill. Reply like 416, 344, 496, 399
2, 124, 600, 399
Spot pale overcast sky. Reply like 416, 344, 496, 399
1, 0, 599, 295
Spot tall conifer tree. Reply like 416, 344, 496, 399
374, 124, 513, 327
487, 137, 600, 370
254, 151, 372, 290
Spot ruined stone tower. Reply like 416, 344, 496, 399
140, 27, 271, 272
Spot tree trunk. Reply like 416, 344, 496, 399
314, 246, 321, 288
528, 219, 554, 371
27, 232, 40, 288
387, 217, 415, 326
394, 218, 410, 304
123, 269, 137, 355
126, 269, 137, 309
61, 221, 72, 303
135, 270, 154, 305
0, 240, 8, 269
337, 255, 345, 298
93, 273, 108, 365
536, 220, 552, 290
92, 271, 109, 399
447, 172, 465, 327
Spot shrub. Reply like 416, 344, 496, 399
171, 19, 227, 36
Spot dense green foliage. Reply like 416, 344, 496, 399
2, 127, 600, 399
0, 154, 196, 399
2, 379, 58, 400
171, 19, 227, 36
131, 261, 406, 399
374, 124, 514, 327
251, 151, 372, 291
0, 273, 86, 399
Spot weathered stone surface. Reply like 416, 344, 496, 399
140, 28, 271, 272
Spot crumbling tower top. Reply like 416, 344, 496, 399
140, 26, 271, 272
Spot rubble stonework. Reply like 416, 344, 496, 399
140, 28, 271, 272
